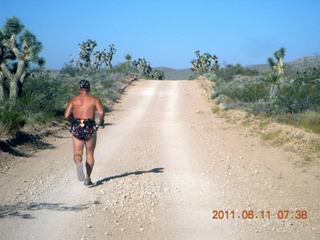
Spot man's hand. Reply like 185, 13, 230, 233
99, 120, 105, 129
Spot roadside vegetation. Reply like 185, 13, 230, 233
190, 49, 320, 134
0, 16, 164, 139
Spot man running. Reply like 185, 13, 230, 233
64, 79, 105, 186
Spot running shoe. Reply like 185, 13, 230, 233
76, 163, 85, 181
84, 178, 93, 186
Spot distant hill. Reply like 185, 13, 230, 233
155, 67, 193, 80
246, 56, 320, 74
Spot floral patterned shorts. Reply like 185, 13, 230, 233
70, 119, 97, 141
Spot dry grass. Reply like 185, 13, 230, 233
212, 105, 320, 166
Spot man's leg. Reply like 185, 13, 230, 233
84, 134, 97, 179
73, 137, 85, 181
73, 137, 85, 164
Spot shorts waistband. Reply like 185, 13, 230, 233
74, 118, 95, 122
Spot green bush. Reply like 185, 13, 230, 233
113, 62, 137, 76
0, 106, 26, 134
216, 63, 259, 82
21, 74, 76, 121
60, 63, 80, 77
272, 78, 320, 114
212, 77, 269, 103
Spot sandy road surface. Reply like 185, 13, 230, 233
0, 80, 319, 240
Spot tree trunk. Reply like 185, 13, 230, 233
9, 77, 19, 99
1, 60, 25, 100
277, 57, 284, 84
278, 58, 284, 75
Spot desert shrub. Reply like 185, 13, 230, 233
60, 63, 80, 77
212, 77, 269, 103
92, 72, 126, 101
216, 63, 259, 82
113, 62, 137, 76
0, 105, 26, 134
272, 78, 320, 114
18, 90, 45, 115
214, 95, 236, 110
234, 81, 269, 102
246, 101, 273, 116
21, 74, 76, 121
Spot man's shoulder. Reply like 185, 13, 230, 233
89, 95, 102, 101
84, 95, 102, 104
68, 95, 79, 102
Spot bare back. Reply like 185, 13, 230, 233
64, 91, 104, 122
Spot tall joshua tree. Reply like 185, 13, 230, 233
266, 47, 286, 101
268, 47, 286, 77
72, 40, 116, 72
191, 50, 218, 74
132, 58, 152, 76
93, 44, 117, 70
78, 39, 97, 72
0, 16, 43, 100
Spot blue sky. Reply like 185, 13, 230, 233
1, 0, 320, 70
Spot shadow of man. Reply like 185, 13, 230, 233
90, 167, 164, 188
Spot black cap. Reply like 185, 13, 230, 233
79, 79, 90, 89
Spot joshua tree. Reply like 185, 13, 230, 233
0, 16, 43, 100
71, 40, 116, 72
131, 57, 164, 80
125, 54, 132, 63
37, 57, 46, 76
267, 47, 286, 77
191, 50, 218, 74
105, 44, 116, 70
150, 69, 165, 80
266, 47, 286, 101
92, 44, 116, 70
78, 39, 97, 71
132, 58, 152, 76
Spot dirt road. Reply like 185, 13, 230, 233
0, 80, 319, 239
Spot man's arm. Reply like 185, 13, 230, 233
64, 101, 74, 123
96, 98, 105, 128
